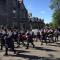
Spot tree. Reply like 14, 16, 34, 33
45, 23, 49, 27
49, 22, 54, 28
52, 9, 60, 28
50, 0, 60, 10
50, 0, 60, 28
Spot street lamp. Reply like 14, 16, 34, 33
13, 9, 16, 27
13, 10, 16, 14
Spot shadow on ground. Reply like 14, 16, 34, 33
4, 53, 60, 60
3, 47, 59, 60
0, 50, 5, 52
34, 46, 57, 52
15, 50, 30, 54
48, 42, 60, 47
8, 49, 30, 54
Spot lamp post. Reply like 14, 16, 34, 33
13, 10, 16, 14
6, 0, 9, 28
12, 10, 16, 28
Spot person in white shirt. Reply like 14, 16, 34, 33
4, 28, 16, 55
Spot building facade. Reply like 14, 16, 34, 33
0, 0, 29, 31
28, 13, 45, 29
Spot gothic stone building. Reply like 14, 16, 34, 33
0, 0, 29, 31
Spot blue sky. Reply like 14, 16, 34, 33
24, 0, 53, 23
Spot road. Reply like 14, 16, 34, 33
0, 38, 60, 60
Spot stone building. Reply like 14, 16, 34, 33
30, 17, 45, 29
0, 0, 29, 31
28, 13, 45, 29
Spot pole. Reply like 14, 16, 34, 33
6, 0, 8, 27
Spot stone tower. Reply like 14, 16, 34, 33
0, 0, 29, 31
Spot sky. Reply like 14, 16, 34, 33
24, 0, 53, 23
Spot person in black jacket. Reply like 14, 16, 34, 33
0, 27, 6, 50
4, 28, 16, 55
0, 28, 3, 50
26, 32, 35, 49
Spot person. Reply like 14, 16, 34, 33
18, 32, 25, 46
0, 27, 6, 50
37, 31, 41, 41
26, 32, 35, 49
31, 31, 35, 41
48, 28, 54, 43
43, 28, 48, 45
54, 29, 59, 42
40, 29, 44, 45
12, 29, 19, 47
41, 28, 48, 45
0, 28, 3, 50
4, 28, 16, 55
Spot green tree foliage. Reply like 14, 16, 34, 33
52, 9, 60, 28
45, 23, 49, 27
50, 0, 60, 28
45, 23, 53, 28
49, 22, 54, 28
50, 0, 60, 10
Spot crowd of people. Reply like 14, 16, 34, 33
0, 26, 60, 55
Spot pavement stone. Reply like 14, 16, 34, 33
0, 40, 60, 60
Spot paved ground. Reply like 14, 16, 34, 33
0, 38, 60, 60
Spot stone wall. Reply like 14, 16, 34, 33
0, 0, 29, 31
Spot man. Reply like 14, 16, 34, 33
41, 28, 48, 45
0, 27, 6, 50
4, 28, 16, 55
26, 32, 35, 49
18, 32, 25, 46
13, 29, 19, 47
48, 28, 54, 43
37, 31, 41, 41
54, 29, 59, 42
